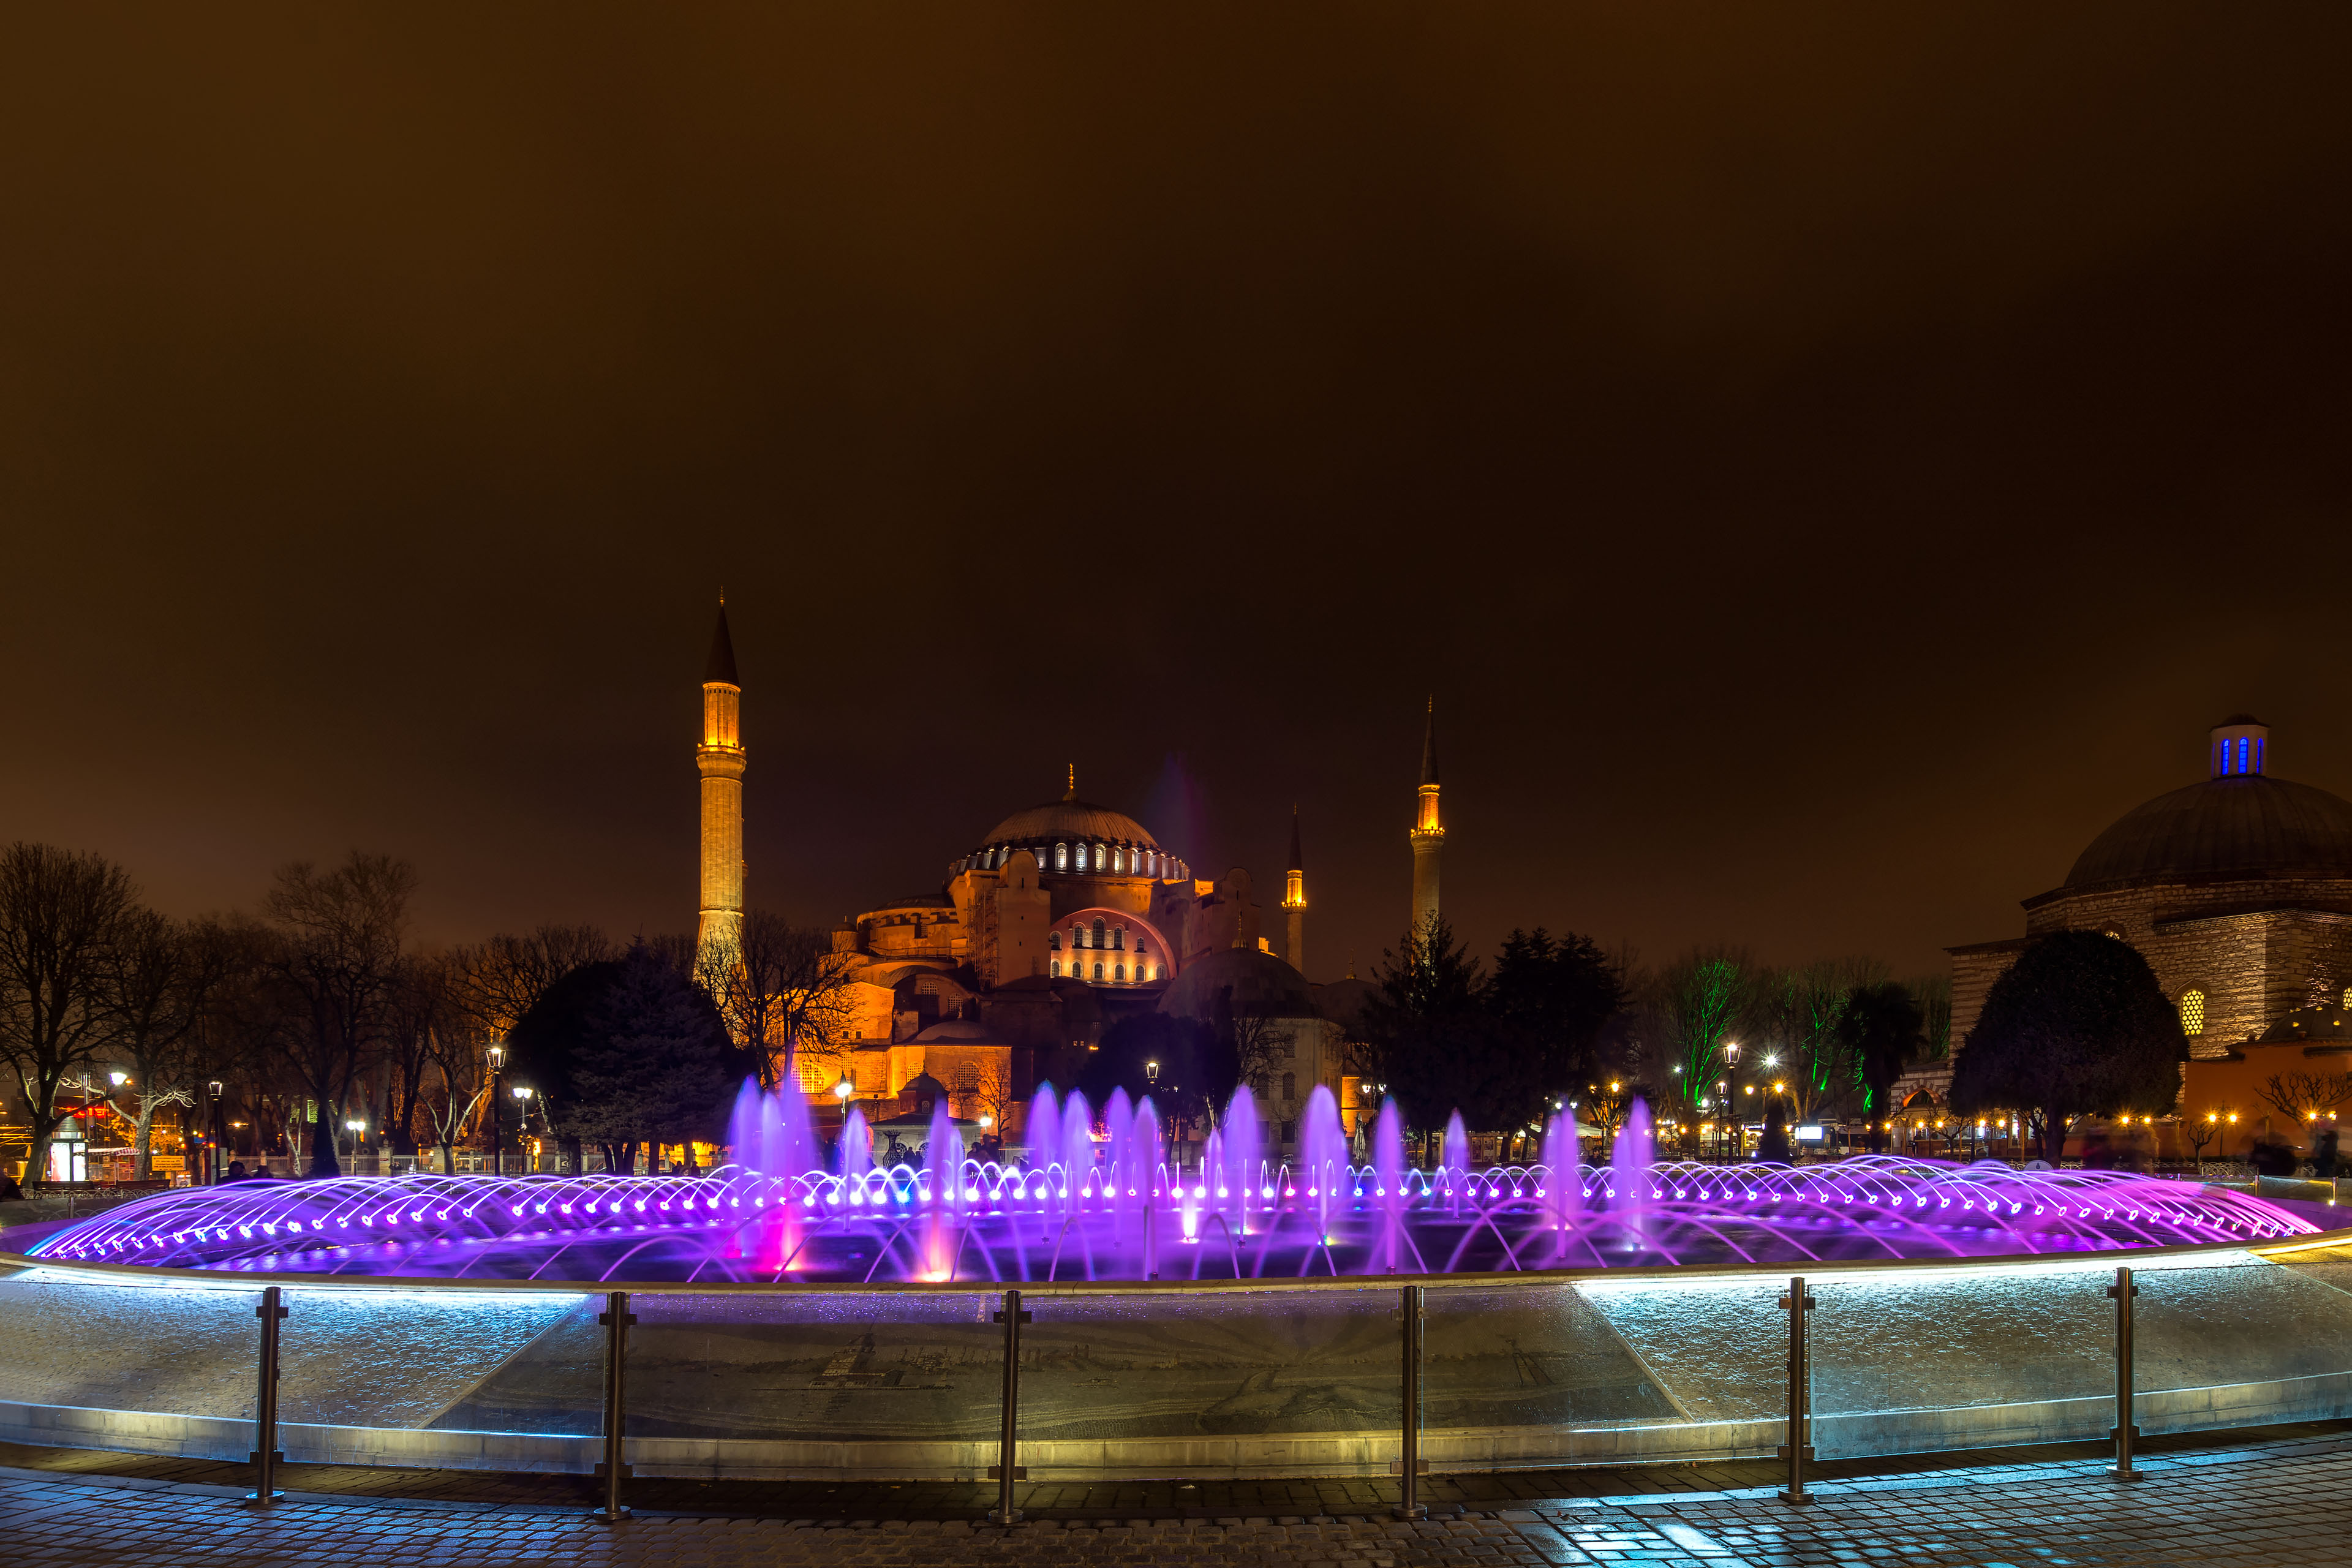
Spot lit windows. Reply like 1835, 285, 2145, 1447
1114, 963, 1126, 982
1091, 962, 1104, 981
1054, 842, 1068, 871
1112, 927, 1125, 951
1047, 932, 1061, 951
1050, 959, 1061, 978
1074, 843, 1088, 872
2179, 989, 2206, 1036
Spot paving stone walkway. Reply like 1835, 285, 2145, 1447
4, 1430, 2351, 1566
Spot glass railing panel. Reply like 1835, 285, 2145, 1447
1462, 1273, 1787, 1469
2132, 1254, 2352, 1437
1806, 1259, 2115, 1460
1020, 1284, 1402, 1479
276, 1283, 601, 1471
0, 1265, 259, 1460
622, 1289, 1003, 1477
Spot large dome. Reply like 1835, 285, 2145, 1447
962, 796, 1188, 879
2063, 775, 2352, 891
980, 799, 1159, 850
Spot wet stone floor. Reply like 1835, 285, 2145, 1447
2, 1425, 2350, 1566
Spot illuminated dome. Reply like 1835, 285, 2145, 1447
981, 799, 1158, 851
959, 783, 1186, 878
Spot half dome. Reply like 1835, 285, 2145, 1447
1158, 946, 1315, 1022
2063, 775, 2352, 891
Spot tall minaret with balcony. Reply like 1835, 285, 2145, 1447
1283, 806, 1306, 976
696, 599, 745, 963
1409, 698, 1442, 932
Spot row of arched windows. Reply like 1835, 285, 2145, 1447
1049, 918, 1138, 952
952, 843, 1191, 880
1049, 959, 1163, 982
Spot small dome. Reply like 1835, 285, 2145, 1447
2064, 775, 2352, 891
1158, 946, 1315, 1022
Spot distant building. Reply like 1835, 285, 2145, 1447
1932, 717, 2352, 1139
690, 605, 1418, 1152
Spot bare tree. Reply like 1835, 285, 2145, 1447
255, 852, 417, 1176
696, 913, 861, 1090
100, 910, 243, 1178
419, 1024, 489, 1174
1230, 1014, 1295, 1101
0, 843, 136, 1186
453, 925, 616, 1042
2257, 1071, 2352, 1133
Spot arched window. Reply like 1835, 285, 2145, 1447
1073, 843, 1088, 872
1095, 843, 1107, 872
1152, 963, 1163, 981
1050, 959, 1062, 978
1114, 963, 1126, 982
2179, 989, 2207, 1036
1054, 842, 1068, 871
1047, 932, 1061, 951
1091, 962, 1104, 981
1112, 927, 1125, 950
1092, 918, 1106, 946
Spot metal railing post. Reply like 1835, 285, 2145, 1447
246, 1286, 287, 1504
594, 1289, 635, 1522
1393, 1282, 1427, 1520
2109, 1266, 2139, 1480
990, 1288, 1030, 1525
1777, 1275, 1815, 1505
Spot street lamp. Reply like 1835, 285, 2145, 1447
109, 1071, 128, 1088
1145, 1060, 1159, 1084
486, 1042, 507, 1177
206, 1080, 225, 1184
1722, 1042, 1742, 1162
511, 1086, 535, 1173
833, 1072, 854, 1101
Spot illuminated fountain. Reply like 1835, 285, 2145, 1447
27, 1084, 2313, 1285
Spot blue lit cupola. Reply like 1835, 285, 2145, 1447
2210, 715, 2269, 778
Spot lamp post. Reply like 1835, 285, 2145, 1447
205, 1080, 225, 1185
486, 1042, 506, 1177
1722, 1042, 1742, 1162
344, 1118, 366, 1170
512, 1086, 535, 1174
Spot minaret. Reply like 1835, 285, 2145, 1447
1282, 805, 1306, 976
1409, 698, 1442, 932
695, 598, 745, 963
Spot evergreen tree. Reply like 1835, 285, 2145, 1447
535, 941, 743, 1170
1949, 930, 2185, 1163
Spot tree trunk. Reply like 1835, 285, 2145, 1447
309, 1114, 341, 1178
2041, 1107, 2067, 1164
133, 1101, 156, 1180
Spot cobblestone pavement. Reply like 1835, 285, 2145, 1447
4, 1430, 2351, 1566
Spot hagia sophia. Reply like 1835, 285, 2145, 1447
1931, 715, 2352, 1147
692, 603, 1431, 1151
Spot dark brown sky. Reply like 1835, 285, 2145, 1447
4, 7, 2350, 982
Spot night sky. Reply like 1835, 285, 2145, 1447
4, 8, 2350, 982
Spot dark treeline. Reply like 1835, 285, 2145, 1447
0, 842, 850, 1186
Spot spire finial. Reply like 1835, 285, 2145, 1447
1065, 763, 1077, 801
1419, 696, 1439, 787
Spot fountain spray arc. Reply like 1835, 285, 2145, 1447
38, 1087, 2315, 1285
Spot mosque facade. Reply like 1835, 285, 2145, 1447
692, 604, 1440, 1152
1929, 717, 2352, 1147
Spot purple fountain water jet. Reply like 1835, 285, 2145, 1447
31, 1078, 2316, 1285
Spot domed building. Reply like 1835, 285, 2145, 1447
1950, 717, 2352, 1066
686, 604, 1440, 1154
